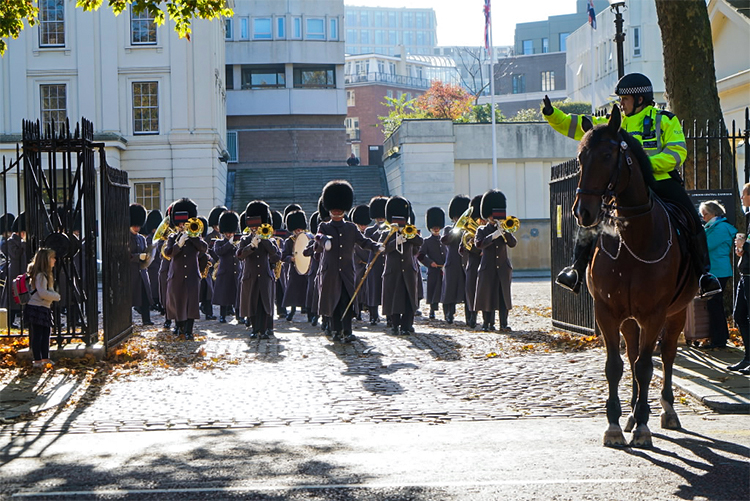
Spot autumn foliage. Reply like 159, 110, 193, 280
414, 82, 473, 120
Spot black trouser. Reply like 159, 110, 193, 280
253, 295, 270, 333
219, 304, 231, 317
140, 284, 151, 323
29, 323, 51, 361
391, 303, 415, 330
332, 284, 354, 333
706, 277, 730, 346
734, 276, 750, 359
444, 302, 455, 320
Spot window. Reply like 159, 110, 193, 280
306, 18, 325, 40
347, 90, 355, 106
632, 27, 641, 57
347, 11, 357, 27
226, 131, 238, 163
541, 71, 555, 91
512, 74, 526, 94
388, 62, 396, 74
40, 84, 66, 133
559, 32, 569, 52
39, 0, 65, 47
542, 38, 549, 54
132, 82, 159, 134
374, 11, 383, 27
360, 31, 370, 44
277, 17, 285, 38
292, 17, 302, 38
225, 65, 234, 90
134, 182, 161, 211
389, 30, 397, 45
293, 66, 335, 88
404, 31, 413, 45
377, 60, 385, 73
241, 65, 285, 89
522, 40, 533, 55
240, 18, 249, 40
253, 18, 272, 40
386, 89, 393, 99
225, 19, 233, 40
330, 18, 338, 40
388, 12, 397, 28
375, 29, 383, 45
131, 8, 157, 45
360, 10, 369, 28
346, 29, 357, 44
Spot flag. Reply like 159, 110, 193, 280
588, 0, 597, 30
484, 0, 491, 54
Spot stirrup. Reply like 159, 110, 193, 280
555, 266, 582, 294
698, 274, 722, 298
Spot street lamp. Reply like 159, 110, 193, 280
609, 0, 626, 79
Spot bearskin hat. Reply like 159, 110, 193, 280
284, 203, 302, 218
322, 180, 354, 213
409, 207, 416, 225
425, 207, 445, 229
0, 213, 15, 234
12, 212, 25, 233
480, 190, 507, 220
219, 211, 240, 234
286, 210, 307, 232
385, 196, 410, 224
198, 216, 209, 238
208, 205, 227, 227
144, 209, 163, 234
171, 198, 198, 226
350, 205, 371, 226
310, 211, 320, 234
448, 195, 470, 220
369, 196, 387, 220
129, 203, 147, 228
245, 201, 271, 226
317, 197, 330, 222
239, 211, 247, 232
470, 195, 482, 220
270, 210, 283, 230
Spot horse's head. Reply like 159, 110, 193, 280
573, 105, 626, 228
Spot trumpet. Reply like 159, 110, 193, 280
401, 224, 418, 239
186, 217, 204, 238
500, 216, 521, 233
453, 207, 480, 250
153, 216, 175, 241
257, 223, 274, 239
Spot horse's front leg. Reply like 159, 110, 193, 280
630, 317, 667, 448
597, 313, 627, 447
659, 311, 686, 430
620, 319, 640, 433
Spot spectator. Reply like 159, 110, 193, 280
347, 153, 360, 166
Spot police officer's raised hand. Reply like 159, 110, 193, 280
542, 95, 553, 116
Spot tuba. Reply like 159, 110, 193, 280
500, 216, 521, 233
186, 217, 204, 238
453, 207, 480, 250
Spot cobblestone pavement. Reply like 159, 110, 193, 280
1, 279, 710, 435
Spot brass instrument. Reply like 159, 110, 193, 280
453, 207, 480, 250
243, 226, 252, 235
153, 216, 175, 241
201, 260, 213, 279
500, 216, 521, 233
402, 224, 418, 239
257, 223, 274, 239
186, 217, 204, 238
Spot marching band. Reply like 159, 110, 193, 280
135, 182, 519, 343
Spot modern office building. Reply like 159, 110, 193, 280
0, 2, 227, 214
344, 6, 437, 56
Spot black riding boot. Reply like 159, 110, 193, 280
556, 238, 595, 294
691, 229, 722, 297
185, 319, 195, 340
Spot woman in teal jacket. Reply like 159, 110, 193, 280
700, 201, 737, 348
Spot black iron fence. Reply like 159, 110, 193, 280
551, 110, 750, 334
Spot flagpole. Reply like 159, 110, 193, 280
590, 25, 595, 114
489, 14, 497, 188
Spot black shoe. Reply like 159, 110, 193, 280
500, 325, 512, 332
414, 310, 422, 316
556, 266, 582, 293
429, 311, 436, 320
698, 274, 722, 297
205, 314, 217, 321
341, 330, 355, 343
740, 367, 750, 375
311, 316, 319, 326
164, 319, 172, 328
172, 325, 179, 335
370, 318, 378, 326
727, 359, 750, 371
401, 325, 415, 335
142, 321, 154, 326
248, 331, 258, 339
355, 313, 363, 321
324, 328, 333, 338
286, 313, 294, 322
219, 316, 226, 323
390, 326, 400, 336
331, 331, 342, 342
445, 316, 453, 324
481, 323, 489, 332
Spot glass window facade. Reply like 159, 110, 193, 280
131, 8, 157, 44
241, 65, 286, 89
293, 66, 336, 88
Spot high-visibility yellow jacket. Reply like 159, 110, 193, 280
544, 105, 687, 181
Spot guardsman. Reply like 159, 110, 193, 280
474, 190, 517, 332
365, 196, 388, 325
281, 210, 310, 322
304, 211, 321, 326
129, 203, 153, 326
158, 204, 174, 329
350, 204, 372, 320
163, 198, 207, 340
143, 209, 163, 314
237, 201, 281, 339
419, 207, 446, 320
212, 211, 241, 324
441, 195, 469, 324
462, 195, 483, 328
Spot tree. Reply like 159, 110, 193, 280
452, 47, 491, 103
0, 0, 232, 55
377, 93, 419, 139
414, 81, 474, 120
458, 104, 505, 124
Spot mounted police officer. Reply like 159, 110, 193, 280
542, 72, 721, 298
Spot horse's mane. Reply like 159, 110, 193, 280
583, 124, 657, 190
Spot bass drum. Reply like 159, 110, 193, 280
293, 233, 311, 275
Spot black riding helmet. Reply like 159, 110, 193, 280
614, 73, 654, 114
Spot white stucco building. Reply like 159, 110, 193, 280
0, 3, 227, 215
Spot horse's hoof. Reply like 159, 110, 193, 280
660, 411, 681, 430
630, 425, 653, 448
603, 425, 628, 447
624, 414, 636, 432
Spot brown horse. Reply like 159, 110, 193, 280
575, 106, 698, 448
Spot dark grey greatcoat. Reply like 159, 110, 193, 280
381, 232, 424, 315
462, 244, 482, 311
418, 234, 445, 304
237, 236, 281, 318
364, 225, 385, 306
439, 226, 465, 304
211, 238, 239, 306
303, 243, 320, 315
158, 242, 170, 313
474, 224, 517, 312
281, 235, 310, 308
316, 220, 379, 318
164, 234, 208, 321
0, 234, 26, 312
353, 240, 370, 306
130, 231, 153, 308
147, 235, 162, 302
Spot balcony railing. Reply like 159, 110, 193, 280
346, 129, 361, 141
344, 72, 431, 90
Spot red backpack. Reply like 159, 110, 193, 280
11, 273, 33, 305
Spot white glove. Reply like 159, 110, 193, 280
139, 253, 147, 261
324, 239, 332, 251
250, 235, 260, 249
177, 233, 188, 247
376, 243, 385, 253
396, 233, 406, 246
491, 228, 504, 240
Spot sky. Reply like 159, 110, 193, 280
344, 0, 582, 47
